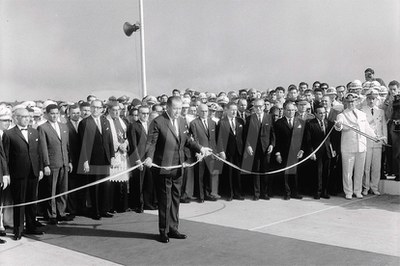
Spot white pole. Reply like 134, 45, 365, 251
139, 0, 147, 98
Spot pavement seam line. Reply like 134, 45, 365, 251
249, 195, 378, 231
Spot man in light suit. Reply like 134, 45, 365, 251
2, 108, 44, 240
144, 96, 211, 243
217, 102, 245, 201
38, 104, 73, 224
190, 104, 219, 202
335, 93, 380, 199
243, 98, 275, 200
361, 89, 387, 195
78, 100, 115, 220
127, 105, 157, 212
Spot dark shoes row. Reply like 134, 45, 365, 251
159, 231, 187, 243
92, 212, 114, 220
14, 228, 44, 241
44, 214, 75, 225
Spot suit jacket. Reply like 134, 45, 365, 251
66, 119, 81, 172
304, 118, 335, 159
146, 112, 201, 176
335, 109, 376, 153
0, 138, 9, 185
127, 120, 148, 163
38, 121, 70, 168
216, 117, 244, 158
2, 126, 42, 179
361, 105, 387, 148
244, 113, 275, 154
274, 116, 305, 164
189, 118, 217, 151
78, 115, 115, 166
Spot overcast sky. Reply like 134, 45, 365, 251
1, 0, 399, 102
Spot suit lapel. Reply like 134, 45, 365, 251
15, 127, 28, 144
164, 113, 179, 142
47, 121, 61, 140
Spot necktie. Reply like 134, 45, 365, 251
371, 108, 374, 116
288, 118, 293, 128
96, 118, 102, 134
20, 127, 29, 142
320, 120, 325, 134
113, 118, 125, 142
258, 114, 262, 125
203, 119, 208, 131
53, 123, 61, 138
230, 118, 236, 135
352, 110, 358, 120
173, 119, 179, 137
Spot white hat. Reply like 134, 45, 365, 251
0, 106, 12, 120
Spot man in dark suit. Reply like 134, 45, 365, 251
65, 105, 86, 216
2, 108, 44, 240
0, 132, 9, 244
190, 104, 219, 202
243, 98, 275, 200
217, 102, 245, 200
38, 104, 73, 224
237, 98, 250, 123
78, 100, 115, 220
304, 105, 335, 199
127, 105, 157, 212
274, 101, 305, 200
144, 96, 211, 243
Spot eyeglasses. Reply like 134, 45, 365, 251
140, 112, 149, 115
0, 119, 11, 122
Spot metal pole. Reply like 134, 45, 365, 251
139, 0, 147, 98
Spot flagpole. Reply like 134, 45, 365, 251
139, 0, 147, 98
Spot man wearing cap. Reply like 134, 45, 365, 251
325, 87, 344, 112
335, 93, 378, 199
38, 104, 73, 224
296, 96, 314, 121
361, 89, 387, 195
364, 68, 386, 87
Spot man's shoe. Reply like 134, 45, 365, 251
92, 214, 102, 220
168, 231, 187, 239
48, 218, 58, 225
13, 233, 22, 241
134, 208, 144, 213
372, 190, 381, 195
204, 195, 217, 201
362, 190, 369, 196
159, 234, 169, 243
58, 215, 74, 222
226, 197, 232, 201
197, 198, 204, 203
0, 238, 6, 244
260, 195, 270, 200
355, 194, 363, 199
100, 212, 114, 218
34, 220, 45, 227
233, 195, 245, 201
284, 195, 290, 200
292, 194, 303, 200
252, 196, 259, 201
180, 198, 191, 204
345, 194, 352, 200
321, 194, 330, 199
0, 230, 6, 237
24, 229, 44, 235
314, 194, 321, 200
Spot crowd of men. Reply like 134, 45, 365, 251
0, 67, 399, 243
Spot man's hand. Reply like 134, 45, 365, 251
297, 150, 304, 159
310, 154, 317, 161
143, 157, 153, 168
377, 136, 387, 144
44, 166, 51, 176
247, 146, 254, 156
267, 145, 273, 154
136, 160, 144, 171
83, 161, 90, 173
200, 147, 212, 157
182, 162, 190, 168
219, 152, 226, 160
118, 143, 128, 153
39, 171, 44, 181
276, 154, 282, 164
2, 175, 10, 190
68, 163, 73, 173
195, 152, 204, 161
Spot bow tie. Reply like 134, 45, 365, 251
20, 128, 28, 131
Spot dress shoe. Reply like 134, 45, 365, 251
48, 218, 58, 225
204, 195, 217, 201
345, 194, 352, 200
314, 194, 321, 200
197, 198, 204, 203
58, 215, 74, 221
292, 194, 303, 200
355, 194, 363, 199
144, 205, 158, 210
283, 195, 290, 200
233, 195, 244, 201
372, 190, 380, 195
362, 190, 369, 196
168, 231, 187, 239
252, 196, 259, 201
0, 238, 6, 244
159, 234, 169, 243
260, 195, 270, 200
134, 208, 144, 213
101, 212, 114, 218
0, 230, 6, 237
321, 194, 330, 199
226, 197, 232, 201
24, 229, 44, 235
180, 198, 191, 204
34, 220, 45, 227
13, 233, 22, 241
92, 214, 102, 220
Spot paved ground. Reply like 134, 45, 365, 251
0, 194, 399, 265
